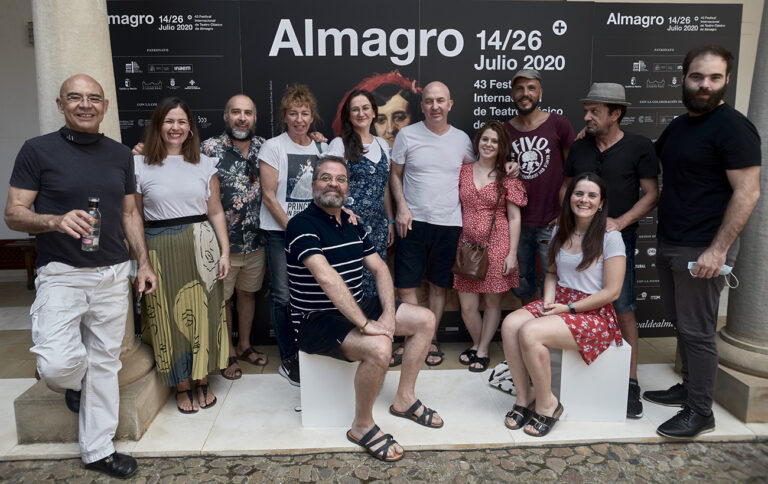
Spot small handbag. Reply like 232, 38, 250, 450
451, 186, 503, 281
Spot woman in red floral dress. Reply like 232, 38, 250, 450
454, 120, 527, 372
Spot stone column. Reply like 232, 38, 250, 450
15, 0, 166, 444
715, 2, 768, 422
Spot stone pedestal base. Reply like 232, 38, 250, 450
714, 364, 768, 423
15, 370, 169, 444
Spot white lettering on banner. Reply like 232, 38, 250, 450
606, 12, 665, 28
269, 19, 464, 66
108, 14, 156, 27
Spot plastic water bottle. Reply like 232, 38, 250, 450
81, 197, 101, 252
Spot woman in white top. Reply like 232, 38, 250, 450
134, 97, 230, 414
259, 84, 328, 384
501, 173, 625, 437
327, 89, 395, 299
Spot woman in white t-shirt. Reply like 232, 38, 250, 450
134, 97, 231, 414
500, 173, 626, 437
258, 85, 328, 384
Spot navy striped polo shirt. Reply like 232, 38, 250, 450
286, 202, 376, 321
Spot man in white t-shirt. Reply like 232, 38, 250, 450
390, 81, 474, 366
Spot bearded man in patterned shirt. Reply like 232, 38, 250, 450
202, 94, 268, 378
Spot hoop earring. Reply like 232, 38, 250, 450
598, 207, 603, 212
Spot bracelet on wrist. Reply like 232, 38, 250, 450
387, 219, 396, 224
567, 301, 577, 314
219, 255, 230, 259
359, 319, 370, 334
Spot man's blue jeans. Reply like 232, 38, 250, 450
264, 230, 296, 363
512, 225, 553, 299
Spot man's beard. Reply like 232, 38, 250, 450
314, 188, 347, 208
225, 123, 255, 141
514, 96, 540, 115
682, 84, 727, 115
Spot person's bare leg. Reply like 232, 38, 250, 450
518, 316, 579, 435
426, 283, 447, 364
501, 309, 536, 410
222, 299, 241, 379
392, 287, 418, 365
471, 292, 503, 370
342, 331, 403, 459
235, 289, 267, 365
390, 303, 443, 426
617, 311, 639, 380
458, 292, 482, 363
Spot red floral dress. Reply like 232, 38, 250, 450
453, 163, 527, 293
524, 285, 623, 364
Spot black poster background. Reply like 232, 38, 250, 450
108, 0, 743, 339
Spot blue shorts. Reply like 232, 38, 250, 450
394, 221, 461, 289
613, 233, 637, 314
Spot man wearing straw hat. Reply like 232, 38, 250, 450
563, 82, 660, 420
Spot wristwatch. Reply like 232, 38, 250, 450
567, 302, 576, 314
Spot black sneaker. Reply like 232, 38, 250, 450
627, 379, 643, 419
84, 452, 138, 479
657, 405, 715, 439
643, 383, 687, 407
65, 389, 81, 413
279, 357, 300, 387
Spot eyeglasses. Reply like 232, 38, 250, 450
317, 174, 348, 184
65, 93, 104, 104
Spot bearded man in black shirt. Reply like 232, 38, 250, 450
646, 45, 761, 439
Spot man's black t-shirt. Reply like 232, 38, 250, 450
564, 132, 659, 238
10, 128, 136, 267
655, 103, 761, 246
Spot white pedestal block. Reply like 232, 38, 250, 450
558, 340, 631, 422
299, 351, 360, 428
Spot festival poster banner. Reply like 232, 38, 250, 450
107, 0, 242, 147
108, 0, 744, 340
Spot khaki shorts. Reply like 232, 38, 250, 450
223, 248, 266, 300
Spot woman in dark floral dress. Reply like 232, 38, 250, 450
328, 89, 395, 298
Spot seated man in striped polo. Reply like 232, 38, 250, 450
286, 154, 443, 462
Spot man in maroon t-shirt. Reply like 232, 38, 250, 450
505, 70, 575, 301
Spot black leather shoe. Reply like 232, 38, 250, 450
657, 405, 715, 439
84, 452, 138, 479
65, 389, 81, 413
642, 383, 687, 407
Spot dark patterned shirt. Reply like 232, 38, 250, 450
202, 133, 266, 254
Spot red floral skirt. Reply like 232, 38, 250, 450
524, 285, 623, 365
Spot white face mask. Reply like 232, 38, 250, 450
687, 262, 739, 288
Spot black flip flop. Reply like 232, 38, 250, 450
524, 402, 564, 437
176, 389, 198, 414
459, 348, 477, 365
198, 384, 217, 410
389, 399, 444, 428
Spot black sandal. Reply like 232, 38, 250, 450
389, 344, 405, 368
220, 356, 242, 380
469, 356, 490, 373
425, 340, 444, 366
459, 348, 477, 365
389, 399, 444, 428
176, 389, 198, 414
505, 402, 535, 430
347, 425, 403, 462
524, 402, 564, 437
198, 383, 217, 410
